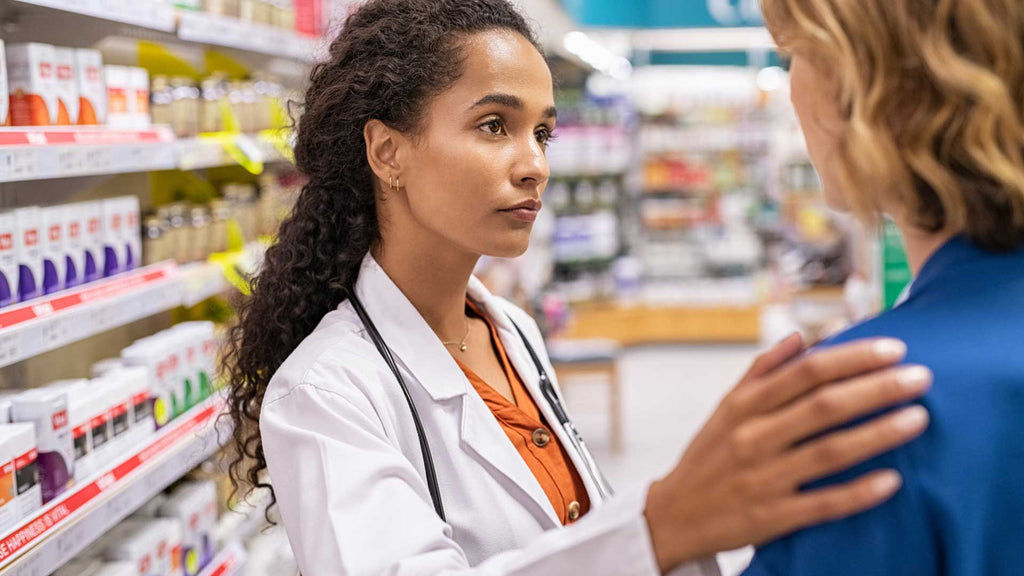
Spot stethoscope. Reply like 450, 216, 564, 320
349, 293, 614, 522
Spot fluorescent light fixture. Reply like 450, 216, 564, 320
592, 27, 777, 53
563, 31, 633, 80
756, 66, 786, 91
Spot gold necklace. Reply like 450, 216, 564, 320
442, 317, 471, 352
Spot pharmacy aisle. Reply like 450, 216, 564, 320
0, 1, 346, 574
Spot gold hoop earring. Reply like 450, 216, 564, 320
389, 175, 401, 192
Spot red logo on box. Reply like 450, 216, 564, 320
52, 409, 68, 430
87, 67, 100, 82
0, 234, 12, 251
70, 222, 81, 238
39, 63, 52, 78
58, 65, 73, 81
49, 225, 61, 242
89, 218, 100, 234
24, 230, 38, 246
139, 555, 151, 574
112, 214, 122, 230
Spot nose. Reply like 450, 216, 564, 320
511, 135, 549, 189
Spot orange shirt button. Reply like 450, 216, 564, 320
531, 428, 551, 448
568, 501, 581, 521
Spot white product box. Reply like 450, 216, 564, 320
13, 207, 43, 303
104, 518, 183, 576
6, 43, 59, 126
0, 426, 20, 534
53, 557, 103, 576
104, 66, 132, 129
10, 389, 73, 503
8, 423, 41, 521
74, 49, 106, 125
54, 47, 80, 125
41, 205, 68, 295
0, 397, 12, 423
169, 325, 201, 410
50, 380, 99, 483
0, 211, 18, 308
129, 68, 151, 129
64, 203, 87, 289
92, 357, 124, 377
160, 481, 218, 575
0, 40, 9, 126
107, 366, 154, 447
99, 376, 133, 460
82, 201, 104, 283
122, 196, 142, 270
121, 338, 173, 429
102, 197, 128, 277
94, 562, 138, 576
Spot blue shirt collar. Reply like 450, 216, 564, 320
905, 235, 991, 301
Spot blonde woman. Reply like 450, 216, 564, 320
744, 0, 1024, 574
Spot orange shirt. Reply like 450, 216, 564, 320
456, 300, 590, 525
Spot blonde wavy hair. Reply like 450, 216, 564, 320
763, 0, 1024, 250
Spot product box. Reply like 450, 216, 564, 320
64, 203, 86, 290
104, 518, 183, 576
102, 197, 127, 277
0, 211, 18, 308
10, 423, 41, 520
74, 49, 106, 125
159, 481, 218, 575
50, 380, 98, 483
122, 196, 142, 271
105, 366, 154, 447
0, 427, 20, 534
53, 47, 78, 125
6, 43, 59, 126
121, 338, 173, 429
104, 65, 131, 129
41, 205, 67, 295
53, 557, 102, 576
92, 358, 124, 378
13, 207, 43, 303
100, 376, 133, 459
169, 326, 200, 410
0, 40, 9, 126
94, 562, 137, 576
82, 201, 104, 283
129, 68, 150, 129
0, 396, 12, 423
10, 389, 73, 504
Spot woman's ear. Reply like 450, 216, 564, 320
365, 119, 403, 187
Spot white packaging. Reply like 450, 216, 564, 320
82, 201, 104, 283
13, 207, 43, 303
10, 389, 73, 503
74, 49, 106, 125
110, 366, 155, 447
98, 376, 133, 460
53, 557, 103, 576
0, 40, 9, 126
160, 481, 218, 575
121, 338, 173, 429
92, 357, 124, 377
41, 205, 68, 295
0, 211, 17, 308
169, 326, 201, 410
49, 380, 98, 483
0, 427, 20, 534
0, 397, 12, 423
63, 203, 87, 289
54, 47, 80, 125
122, 196, 142, 271
6, 43, 59, 126
129, 68, 151, 129
7, 423, 41, 521
102, 198, 128, 277
159, 332, 188, 419
94, 562, 138, 576
104, 66, 131, 129
104, 518, 183, 576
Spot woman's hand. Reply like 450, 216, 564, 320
644, 334, 931, 572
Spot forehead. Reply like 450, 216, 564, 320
440, 30, 554, 108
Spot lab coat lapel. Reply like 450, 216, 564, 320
467, 277, 608, 508
353, 254, 561, 528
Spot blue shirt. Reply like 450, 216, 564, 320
743, 236, 1024, 576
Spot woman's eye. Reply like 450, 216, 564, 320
536, 128, 555, 147
481, 119, 505, 136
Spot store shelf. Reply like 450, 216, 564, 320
0, 395, 229, 576
10, 0, 177, 32
563, 303, 761, 345
0, 261, 182, 369
177, 11, 320, 63
177, 132, 291, 172
0, 127, 177, 183
199, 541, 248, 576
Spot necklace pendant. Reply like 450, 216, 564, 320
460, 344, 467, 352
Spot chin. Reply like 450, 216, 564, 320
483, 234, 532, 259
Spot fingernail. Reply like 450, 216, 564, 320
873, 472, 902, 496
899, 366, 933, 392
874, 339, 907, 361
894, 406, 929, 432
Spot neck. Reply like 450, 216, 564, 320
892, 218, 956, 275
372, 231, 480, 344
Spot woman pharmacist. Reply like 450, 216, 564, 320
224, 1, 932, 574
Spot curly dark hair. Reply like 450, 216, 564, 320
223, 0, 542, 515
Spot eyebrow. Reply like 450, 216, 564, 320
470, 93, 557, 119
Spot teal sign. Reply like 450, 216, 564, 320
881, 220, 913, 309
561, 0, 764, 28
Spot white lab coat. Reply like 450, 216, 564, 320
260, 253, 722, 576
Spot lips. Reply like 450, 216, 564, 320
499, 199, 542, 223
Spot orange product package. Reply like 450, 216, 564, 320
6, 43, 59, 126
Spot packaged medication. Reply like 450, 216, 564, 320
102, 198, 128, 277
50, 380, 99, 483
10, 423, 41, 520
64, 203, 86, 289
0, 427, 20, 533
94, 563, 137, 576
100, 377, 133, 459
104, 518, 183, 576
11, 389, 73, 503
82, 201, 104, 283
53, 47, 78, 125
122, 196, 142, 271
6, 43, 59, 126
0, 40, 9, 126
41, 205, 68, 295
0, 211, 17, 308
53, 557, 102, 576
129, 68, 151, 129
13, 207, 43, 303
121, 339, 173, 429
104, 66, 131, 129
74, 49, 106, 125
92, 358, 124, 377
106, 366, 154, 448
159, 481, 218, 575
